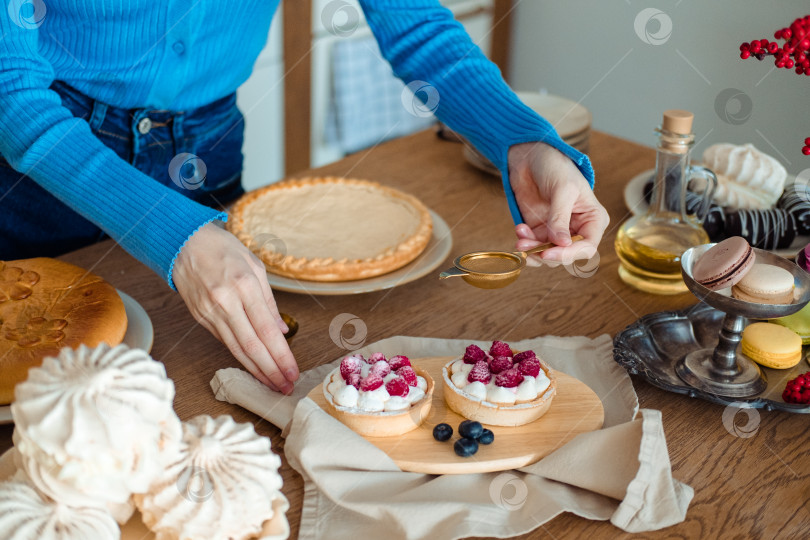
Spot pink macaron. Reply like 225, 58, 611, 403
692, 236, 755, 291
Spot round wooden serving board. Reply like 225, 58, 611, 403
307, 356, 604, 474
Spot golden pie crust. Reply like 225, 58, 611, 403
442, 357, 557, 427
227, 177, 433, 281
321, 366, 435, 437
0, 258, 128, 405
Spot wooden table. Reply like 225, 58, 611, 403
2, 130, 808, 539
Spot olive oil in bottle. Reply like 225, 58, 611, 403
614, 110, 717, 294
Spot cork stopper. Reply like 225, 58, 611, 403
662, 110, 694, 135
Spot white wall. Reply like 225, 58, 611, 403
509, 0, 809, 175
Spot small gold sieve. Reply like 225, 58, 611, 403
439, 235, 584, 289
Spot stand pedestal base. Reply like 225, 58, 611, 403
676, 349, 768, 398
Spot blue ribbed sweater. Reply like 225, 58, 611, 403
0, 0, 594, 288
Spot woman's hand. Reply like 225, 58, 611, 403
508, 142, 610, 266
173, 222, 299, 394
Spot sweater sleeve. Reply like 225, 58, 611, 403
358, 0, 595, 223
0, 13, 225, 288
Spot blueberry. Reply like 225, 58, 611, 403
458, 420, 483, 440
478, 429, 494, 445
454, 437, 479, 457
432, 423, 453, 442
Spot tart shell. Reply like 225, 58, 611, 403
227, 177, 433, 282
441, 359, 557, 427
321, 366, 434, 437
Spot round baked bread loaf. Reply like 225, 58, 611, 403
0, 258, 128, 404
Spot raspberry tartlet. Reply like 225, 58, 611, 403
442, 341, 556, 427
322, 353, 434, 436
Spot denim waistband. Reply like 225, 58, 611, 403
51, 80, 239, 144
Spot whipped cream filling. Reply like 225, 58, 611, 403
325, 370, 427, 413
448, 359, 551, 405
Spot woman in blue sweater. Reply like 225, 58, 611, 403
0, 0, 608, 394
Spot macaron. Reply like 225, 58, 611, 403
774, 303, 810, 344
731, 263, 795, 304
692, 236, 755, 291
741, 322, 802, 369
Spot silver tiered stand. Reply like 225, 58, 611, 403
678, 244, 810, 398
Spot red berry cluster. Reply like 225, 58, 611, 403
739, 15, 810, 155
462, 342, 541, 388
338, 353, 417, 392
782, 371, 810, 404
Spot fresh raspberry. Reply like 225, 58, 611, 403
359, 373, 384, 392
495, 367, 524, 388
397, 366, 418, 387
783, 371, 810, 404
347, 372, 361, 389
370, 361, 391, 377
518, 357, 541, 378
489, 356, 513, 374
389, 355, 411, 370
467, 360, 492, 384
367, 352, 386, 365
513, 350, 536, 363
339, 355, 363, 381
385, 377, 410, 397
489, 341, 513, 358
463, 344, 486, 364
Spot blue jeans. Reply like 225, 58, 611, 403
0, 81, 245, 258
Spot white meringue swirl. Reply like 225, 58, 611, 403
0, 476, 120, 540
700, 143, 787, 209
135, 415, 284, 540
11, 344, 181, 510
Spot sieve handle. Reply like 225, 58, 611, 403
439, 267, 469, 280
520, 235, 584, 257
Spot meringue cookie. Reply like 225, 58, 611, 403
515, 378, 539, 401
535, 374, 551, 394
12, 344, 181, 510
698, 143, 787, 209
135, 415, 283, 540
334, 385, 359, 408
486, 386, 517, 405
0, 475, 120, 540
464, 381, 488, 400
384, 397, 410, 411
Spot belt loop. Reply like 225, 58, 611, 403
172, 111, 186, 156
87, 100, 108, 132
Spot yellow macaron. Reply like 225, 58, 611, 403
741, 322, 802, 369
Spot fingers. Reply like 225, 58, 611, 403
211, 319, 281, 392
248, 252, 290, 335
243, 290, 299, 384
546, 187, 576, 246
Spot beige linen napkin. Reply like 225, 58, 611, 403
211, 335, 693, 538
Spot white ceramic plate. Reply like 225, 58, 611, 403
623, 169, 805, 257
266, 210, 452, 295
0, 290, 153, 425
